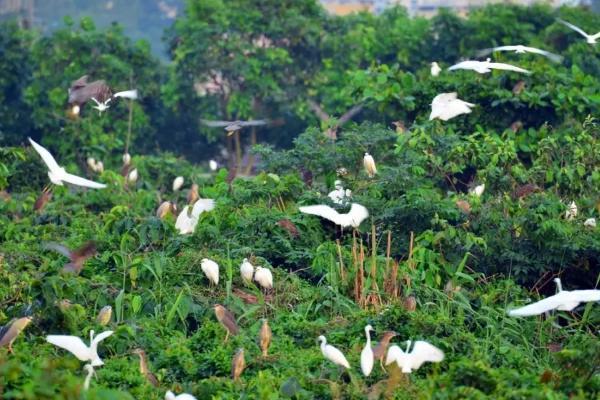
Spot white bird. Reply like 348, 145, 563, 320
363, 153, 377, 178
429, 92, 475, 121
469, 183, 485, 197
565, 201, 577, 221
361, 325, 374, 377
127, 168, 139, 184
28, 138, 107, 189
254, 266, 273, 290
122, 153, 131, 165
200, 258, 219, 285
174, 199, 215, 235
318, 335, 350, 369
328, 180, 352, 205
557, 19, 600, 44
209, 160, 218, 171
508, 278, 600, 317
95, 161, 104, 173
240, 258, 255, 283
165, 391, 197, 400
113, 89, 138, 100
46, 330, 113, 367
90, 97, 111, 114
299, 203, 369, 228
430, 62, 441, 77
448, 58, 530, 74
385, 340, 444, 373
173, 176, 185, 191
83, 363, 96, 390
477, 45, 562, 63
86, 157, 96, 171
584, 218, 596, 228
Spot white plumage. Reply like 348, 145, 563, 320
200, 258, 219, 285
46, 330, 113, 367
584, 218, 596, 228
28, 138, 107, 189
299, 203, 369, 228
172, 176, 185, 191
363, 153, 377, 177
90, 97, 111, 113
360, 325, 374, 377
448, 58, 530, 74
240, 258, 255, 283
175, 199, 215, 235
470, 183, 485, 197
477, 45, 562, 63
254, 266, 273, 290
165, 391, 197, 400
565, 201, 577, 221
429, 92, 475, 121
209, 160, 218, 171
328, 180, 352, 205
430, 62, 441, 77
557, 19, 600, 44
127, 168, 139, 184
508, 278, 600, 317
83, 363, 96, 390
122, 153, 131, 165
113, 89, 138, 100
318, 335, 350, 369
385, 340, 444, 373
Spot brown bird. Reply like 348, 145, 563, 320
214, 304, 239, 342
372, 330, 397, 370
201, 119, 269, 136
187, 184, 199, 205
307, 99, 363, 140
0, 316, 33, 353
403, 295, 417, 312
43, 241, 97, 274
259, 319, 272, 357
510, 120, 523, 133
68, 75, 112, 109
156, 201, 177, 219
456, 199, 471, 214
392, 120, 406, 134
132, 348, 159, 387
96, 306, 112, 326
513, 183, 541, 199
276, 219, 299, 239
512, 80, 526, 95
34, 186, 52, 212
231, 348, 246, 381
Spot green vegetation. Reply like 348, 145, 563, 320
1, 1, 599, 399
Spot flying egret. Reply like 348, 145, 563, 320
328, 181, 352, 205
477, 45, 562, 63
201, 258, 219, 285
83, 363, 96, 390
46, 330, 113, 366
0, 316, 33, 353
318, 335, 350, 369
132, 348, 159, 387
165, 391, 197, 400
173, 176, 184, 191
96, 306, 112, 326
299, 203, 369, 228
448, 58, 530, 74
430, 62, 441, 77
259, 319, 272, 357
372, 331, 397, 370
231, 348, 246, 381
254, 266, 273, 291
240, 258, 255, 283
28, 138, 107, 189
429, 92, 475, 121
363, 153, 377, 178
385, 340, 444, 373
361, 325, 374, 377
584, 218, 596, 228
214, 304, 239, 342
565, 201, 577, 221
43, 241, 97, 274
200, 119, 269, 135
508, 278, 600, 317
470, 183, 485, 197
557, 19, 600, 44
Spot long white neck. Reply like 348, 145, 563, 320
554, 278, 563, 292
405, 340, 412, 353
365, 328, 371, 346
83, 366, 94, 390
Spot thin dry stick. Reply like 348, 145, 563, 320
352, 231, 359, 303
408, 231, 415, 270
335, 239, 346, 282
243, 127, 257, 175
359, 238, 365, 308
234, 130, 242, 168
367, 223, 382, 308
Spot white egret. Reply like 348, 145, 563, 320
363, 153, 377, 177
385, 340, 444, 373
584, 218, 596, 228
86, 157, 96, 170
299, 203, 369, 228
46, 330, 113, 367
470, 183, 485, 197
83, 363, 96, 390
209, 160, 218, 171
477, 45, 562, 63
95, 161, 104, 173
173, 176, 185, 191
201, 258, 219, 285
430, 62, 441, 77
557, 19, 600, 44
318, 335, 350, 369
240, 258, 255, 283
361, 325, 374, 377
328, 180, 352, 205
175, 199, 215, 235
565, 201, 577, 220
28, 138, 107, 189
122, 153, 131, 165
127, 168, 139, 184
254, 266, 273, 290
508, 278, 600, 317
165, 391, 197, 400
448, 58, 530, 74
429, 92, 475, 121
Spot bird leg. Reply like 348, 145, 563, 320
379, 358, 387, 373
8, 343, 14, 354
224, 331, 230, 343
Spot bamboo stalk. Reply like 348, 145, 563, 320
408, 231, 415, 270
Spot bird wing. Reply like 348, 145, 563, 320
61, 172, 107, 189
432, 92, 458, 106
307, 99, 331, 121
385, 345, 404, 365
43, 242, 73, 258
175, 206, 196, 234
191, 199, 215, 218
337, 104, 364, 126
113, 89, 138, 100
299, 205, 341, 225
569, 290, 600, 302
409, 341, 444, 369
70, 75, 89, 89
448, 61, 477, 71
28, 138, 61, 173
46, 335, 91, 361
72, 241, 97, 261
487, 62, 531, 74
520, 46, 563, 62
200, 119, 233, 127
239, 120, 268, 126
349, 203, 369, 227
326, 345, 350, 368
507, 294, 565, 316
557, 19, 591, 38
220, 308, 240, 334
91, 330, 114, 346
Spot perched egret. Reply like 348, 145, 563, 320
430, 62, 441, 77
557, 19, 600, 44
122, 153, 131, 166
201, 119, 269, 135
46, 330, 113, 366
173, 176, 184, 191
209, 160, 218, 171
477, 45, 562, 62
361, 325, 374, 377
0, 316, 33, 353
584, 218, 596, 228
363, 153, 377, 178
95, 161, 104, 173
127, 168, 139, 184
385, 340, 444, 373
429, 92, 475, 121
508, 278, 600, 316
121, 153, 132, 177
96, 306, 112, 326
43, 241, 97, 274
240, 258, 255, 283
259, 319, 272, 357
214, 304, 239, 342
34, 186, 52, 212
165, 391, 197, 400
470, 183, 485, 197
299, 203, 369, 228
318, 335, 350, 369
201, 258, 219, 285
254, 266, 273, 291
132, 348, 159, 387
83, 363, 96, 390
28, 138, 107, 189
448, 59, 530, 74
565, 201, 577, 221
372, 331, 398, 370
87, 157, 96, 170
231, 348, 246, 381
